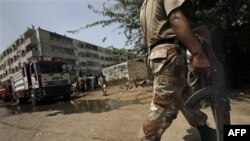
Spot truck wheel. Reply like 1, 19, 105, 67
31, 90, 38, 106
16, 97, 27, 105
3, 96, 8, 102
63, 94, 71, 102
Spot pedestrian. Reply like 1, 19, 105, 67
72, 80, 77, 94
138, 0, 215, 141
83, 75, 87, 92
89, 75, 95, 91
94, 74, 99, 89
98, 74, 107, 96
77, 74, 84, 93
81, 75, 86, 93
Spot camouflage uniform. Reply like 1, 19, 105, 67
139, 0, 207, 140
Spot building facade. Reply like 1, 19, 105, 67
0, 27, 126, 82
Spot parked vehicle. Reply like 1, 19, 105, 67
11, 56, 73, 105
0, 80, 12, 102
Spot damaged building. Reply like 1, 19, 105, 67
0, 27, 126, 82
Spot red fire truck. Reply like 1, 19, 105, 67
0, 80, 12, 102
11, 56, 73, 105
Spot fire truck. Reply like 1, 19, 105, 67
11, 56, 73, 105
0, 80, 12, 102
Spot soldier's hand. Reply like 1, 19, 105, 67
192, 52, 211, 77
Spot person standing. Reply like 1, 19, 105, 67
85, 76, 91, 92
98, 74, 107, 96
138, 0, 215, 141
77, 74, 84, 92
89, 75, 95, 91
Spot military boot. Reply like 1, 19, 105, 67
197, 125, 217, 141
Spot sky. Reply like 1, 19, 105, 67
0, 0, 128, 53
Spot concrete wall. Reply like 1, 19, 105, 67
101, 56, 154, 82
127, 57, 153, 81
102, 62, 128, 81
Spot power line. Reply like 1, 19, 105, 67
0, 25, 20, 50
0, 13, 20, 42
0, 5, 25, 50
0, 6, 23, 36
0, 5, 23, 32
1, 24, 19, 41
0, 16, 20, 38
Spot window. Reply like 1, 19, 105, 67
36, 62, 65, 74
15, 67, 18, 72
78, 52, 85, 58
80, 62, 87, 67
10, 58, 14, 64
14, 56, 17, 61
30, 64, 35, 75
51, 45, 74, 55
22, 67, 26, 77
21, 50, 25, 57
92, 45, 98, 51
20, 38, 24, 44
50, 33, 73, 45
77, 43, 85, 48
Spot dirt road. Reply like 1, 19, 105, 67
0, 85, 249, 141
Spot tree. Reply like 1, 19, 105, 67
111, 47, 135, 60
190, 0, 249, 30
68, 0, 249, 61
68, 0, 145, 56
190, 0, 250, 88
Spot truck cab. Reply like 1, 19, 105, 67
30, 59, 72, 104
12, 57, 73, 105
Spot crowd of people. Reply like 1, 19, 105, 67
72, 73, 107, 96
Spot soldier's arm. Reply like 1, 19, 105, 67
169, 9, 201, 55
169, 8, 210, 70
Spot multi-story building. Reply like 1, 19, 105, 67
0, 27, 126, 82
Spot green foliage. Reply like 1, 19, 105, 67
191, 0, 250, 57
111, 47, 138, 60
70, 0, 249, 58
87, 0, 144, 46
67, 0, 145, 56
89, 0, 146, 57
191, 0, 249, 31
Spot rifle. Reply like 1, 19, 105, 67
183, 25, 231, 141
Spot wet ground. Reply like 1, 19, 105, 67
0, 98, 138, 119
0, 85, 249, 141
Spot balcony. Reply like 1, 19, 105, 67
23, 37, 38, 49
25, 49, 39, 59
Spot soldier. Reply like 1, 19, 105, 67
138, 0, 215, 141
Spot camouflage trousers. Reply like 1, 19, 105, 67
138, 44, 207, 141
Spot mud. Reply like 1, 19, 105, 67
0, 85, 249, 141
0, 99, 138, 118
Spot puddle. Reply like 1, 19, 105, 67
0, 99, 138, 117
